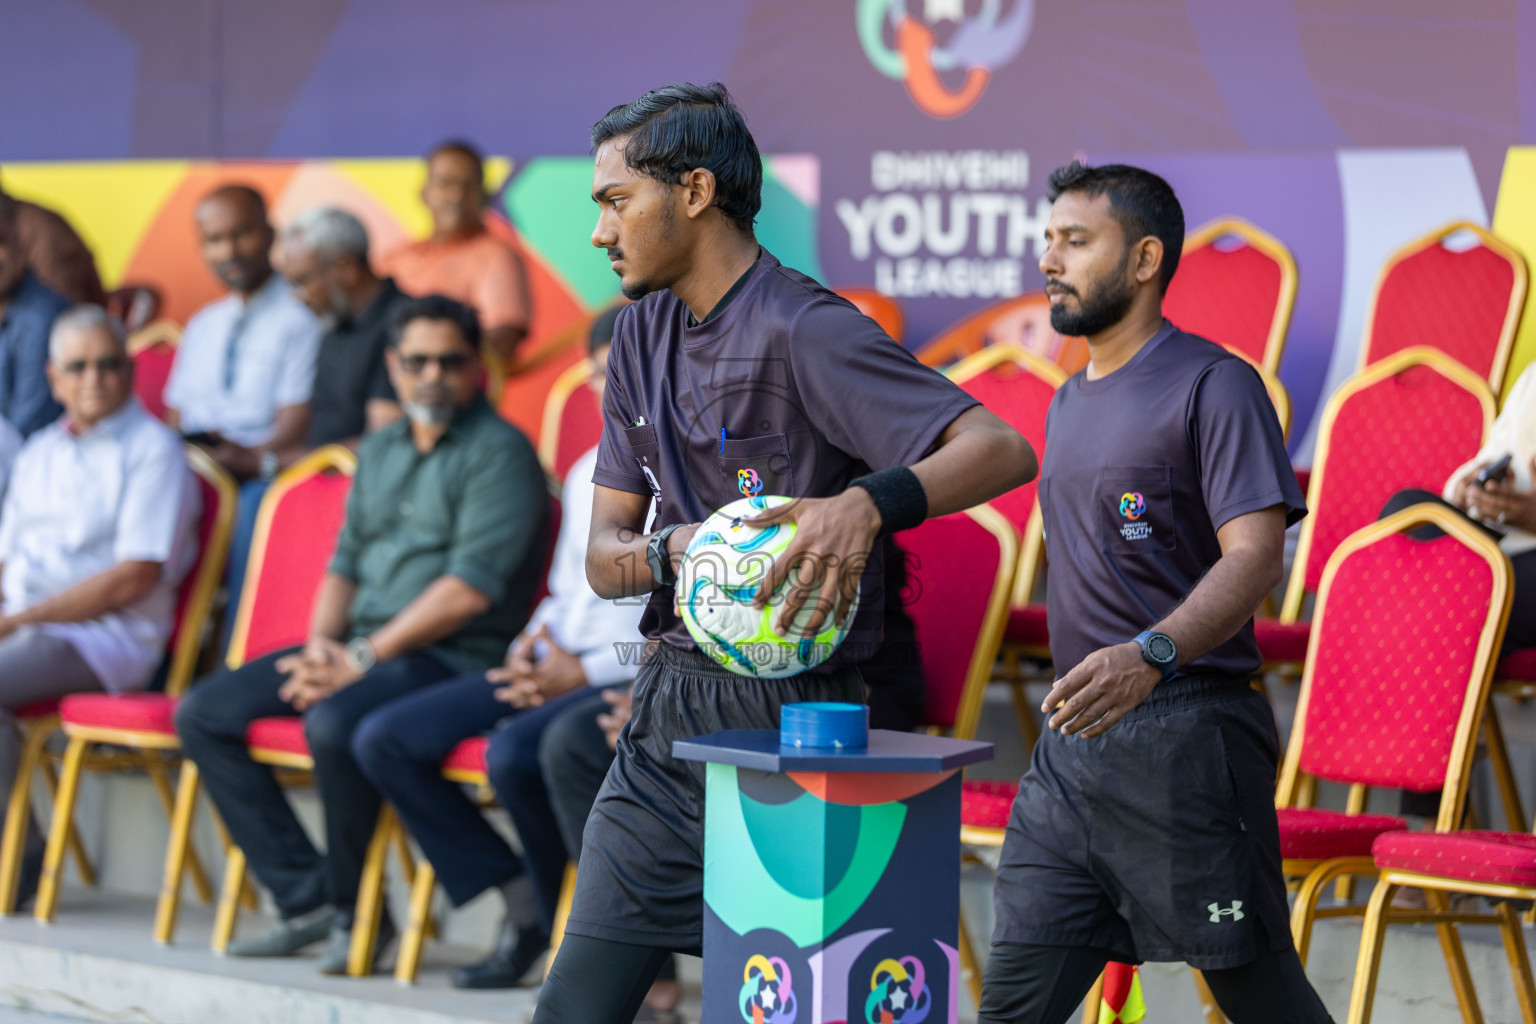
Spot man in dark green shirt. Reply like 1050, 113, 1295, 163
176, 295, 549, 975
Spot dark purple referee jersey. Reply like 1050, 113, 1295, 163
593, 249, 980, 662
1040, 322, 1306, 680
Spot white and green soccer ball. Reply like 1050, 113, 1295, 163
678, 494, 860, 678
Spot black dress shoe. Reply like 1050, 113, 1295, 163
451, 922, 549, 989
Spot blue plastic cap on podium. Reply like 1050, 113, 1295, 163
780, 701, 868, 749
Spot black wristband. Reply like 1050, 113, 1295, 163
849, 466, 927, 536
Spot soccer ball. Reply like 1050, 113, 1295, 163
678, 494, 860, 678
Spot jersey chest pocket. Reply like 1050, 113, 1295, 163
1098, 467, 1177, 555
624, 423, 664, 503
718, 433, 793, 504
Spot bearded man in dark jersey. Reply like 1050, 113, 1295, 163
531, 82, 1035, 1023
977, 163, 1333, 1024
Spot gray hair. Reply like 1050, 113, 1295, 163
49, 304, 127, 364
283, 205, 370, 264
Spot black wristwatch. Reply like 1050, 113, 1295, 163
646, 524, 683, 587
1133, 629, 1178, 683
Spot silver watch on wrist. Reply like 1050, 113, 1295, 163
259, 450, 281, 481
344, 636, 378, 674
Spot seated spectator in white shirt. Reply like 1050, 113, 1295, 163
0, 305, 199, 902
164, 184, 322, 477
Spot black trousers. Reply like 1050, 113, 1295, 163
978, 942, 1334, 1024
175, 647, 455, 920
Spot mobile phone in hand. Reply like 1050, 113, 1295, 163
1477, 453, 1514, 487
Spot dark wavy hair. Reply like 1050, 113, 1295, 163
1047, 161, 1185, 292
388, 294, 482, 352
591, 82, 762, 235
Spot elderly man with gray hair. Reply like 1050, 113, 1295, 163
0, 305, 198, 905
219, 206, 406, 641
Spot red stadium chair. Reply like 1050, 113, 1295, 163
1350, 831, 1536, 1022
944, 345, 1063, 748
225, 447, 355, 664
537, 360, 603, 484
1259, 349, 1494, 673
918, 293, 1089, 376
1358, 221, 1528, 393
834, 287, 905, 344
29, 446, 237, 937
1275, 504, 1510, 965
128, 320, 181, 423
885, 504, 1016, 1005
1163, 218, 1297, 374
194, 447, 413, 975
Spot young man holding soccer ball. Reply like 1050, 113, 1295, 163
532, 82, 1035, 1022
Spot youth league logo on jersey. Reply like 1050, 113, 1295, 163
1118, 491, 1152, 541
857, 0, 1035, 118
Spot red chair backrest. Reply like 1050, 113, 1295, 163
227, 450, 356, 666
900, 505, 1017, 736
1360, 222, 1528, 391
164, 448, 237, 694
1294, 510, 1508, 794
538, 359, 604, 482
131, 338, 179, 423
1290, 351, 1492, 608
945, 345, 1063, 539
835, 288, 905, 344
552, 384, 602, 482
1163, 219, 1295, 374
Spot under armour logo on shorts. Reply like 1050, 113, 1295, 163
1207, 901, 1244, 923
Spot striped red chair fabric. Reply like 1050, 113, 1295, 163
1163, 218, 1297, 374
1274, 503, 1511, 966
1358, 221, 1527, 393
29, 446, 238, 936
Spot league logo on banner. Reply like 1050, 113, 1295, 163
856, 0, 1036, 119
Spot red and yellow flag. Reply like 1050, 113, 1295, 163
1097, 962, 1146, 1024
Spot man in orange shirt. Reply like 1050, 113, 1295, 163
381, 142, 531, 365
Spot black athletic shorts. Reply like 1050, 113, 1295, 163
991, 676, 1293, 970
563, 643, 865, 951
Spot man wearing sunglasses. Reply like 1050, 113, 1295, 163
0, 304, 198, 907
176, 295, 549, 974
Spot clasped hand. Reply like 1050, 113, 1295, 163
489, 623, 586, 708
276, 637, 358, 711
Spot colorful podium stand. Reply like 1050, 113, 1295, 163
675, 718, 992, 1024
